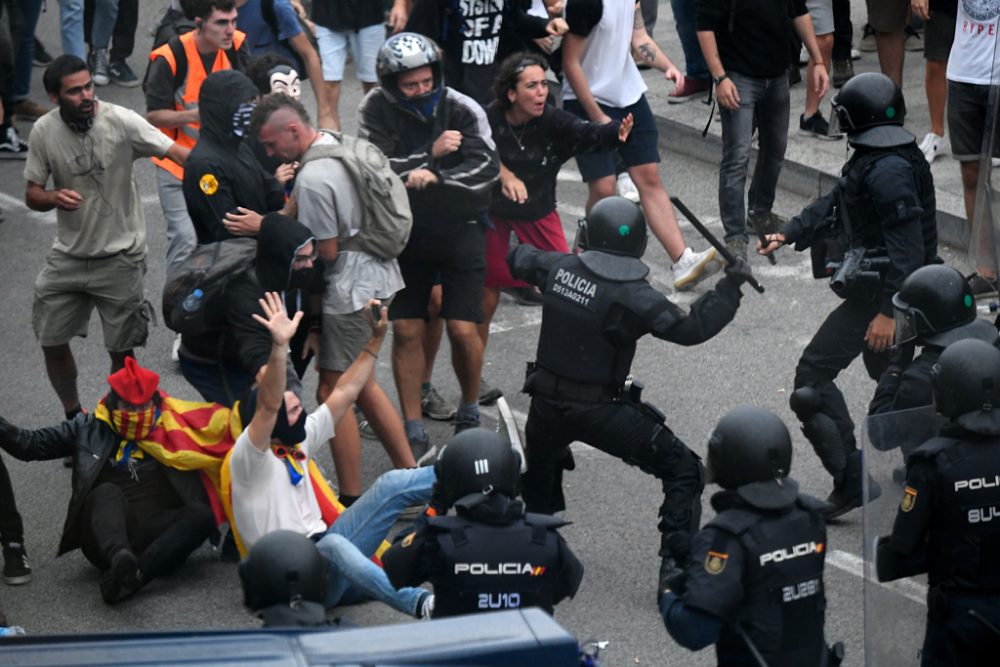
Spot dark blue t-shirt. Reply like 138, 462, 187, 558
237, 0, 302, 65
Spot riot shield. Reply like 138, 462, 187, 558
967, 22, 1000, 300
861, 406, 940, 666
495, 396, 528, 474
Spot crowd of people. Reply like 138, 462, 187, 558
1, 0, 1000, 664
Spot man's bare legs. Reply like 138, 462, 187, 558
804, 34, 834, 118
875, 30, 904, 86
321, 80, 377, 132
43, 345, 130, 415
628, 163, 688, 262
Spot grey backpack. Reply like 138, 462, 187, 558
295, 130, 413, 259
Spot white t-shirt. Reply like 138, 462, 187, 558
295, 133, 404, 315
562, 0, 647, 108
947, 2, 1000, 85
229, 404, 335, 550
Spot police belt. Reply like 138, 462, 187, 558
529, 367, 622, 403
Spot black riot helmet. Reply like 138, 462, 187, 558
931, 338, 1000, 435
375, 32, 445, 110
893, 265, 999, 347
434, 428, 521, 509
239, 530, 327, 612
831, 72, 913, 148
576, 196, 648, 258
706, 406, 798, 509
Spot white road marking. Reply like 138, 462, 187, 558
0, 190, 55, 223
826, 549, 927, 606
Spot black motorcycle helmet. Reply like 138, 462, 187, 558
931, 338, 1000, 435
239, 530, 327, 611
893, 265, 998, 347
831, 72, 913, 148
576, 196, 648, 258
434, 428, 521, 509
707, 406, 798, 509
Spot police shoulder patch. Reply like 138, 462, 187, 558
199, 173, 219, 196
705, 550, 728, 575
901, 486, 917, 513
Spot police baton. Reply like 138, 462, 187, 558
670, 197, 765, 294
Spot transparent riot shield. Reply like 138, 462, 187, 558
967, 24, 1000, 300
495, 396, 528, 474
861, 406, 943, 666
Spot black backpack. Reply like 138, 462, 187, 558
162, 239, 258, 337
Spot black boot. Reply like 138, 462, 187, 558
822, 450, 881, 520
657, 531, 692, 602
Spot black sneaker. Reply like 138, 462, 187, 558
33, 38, 53, 67
99, 549, 141, 603
477, 377, 503, 405
2, 543, 32, 585
108, 60, 140, 88
0, 127, 29, 160
832, 59, 854, 88
421, 384, 456, 421
968, 273, 999, 298
799, 112, 844, 141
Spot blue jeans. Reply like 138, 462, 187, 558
718, 72, 789, 242
670, 0, 708, 81
60, 0, 116, 57
14, 0, 43, 101
316, 467, 435, 616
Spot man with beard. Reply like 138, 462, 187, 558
24, 55, 189, 425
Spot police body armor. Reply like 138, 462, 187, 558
427, 513, 567, 618
912, 436, 1000, 592
530, 252, 655, 389
704, 500, 829, 667
813, 143, 936, 291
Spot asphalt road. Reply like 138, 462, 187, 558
0, 3, 952, 664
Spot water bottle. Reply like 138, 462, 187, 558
0, 626, 26, 636
181, 288, 204, 313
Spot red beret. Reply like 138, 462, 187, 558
107, 357, 160, 405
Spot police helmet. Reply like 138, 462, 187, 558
434, 428, 521, 509
931, 338, 1000, 435
239, 530, 327, 612
375, 32, 444, 105
577, 196, 648, 258
706, 406, 798, 509
893, 265, 998, 347
831, 72, 913, 148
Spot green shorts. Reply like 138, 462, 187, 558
32, 251, 150, 351
318, 297, 392, 372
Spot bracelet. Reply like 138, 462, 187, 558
362, 347, 378, 360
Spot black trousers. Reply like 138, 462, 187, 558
0, 454, 24, 546
794, 295, 889, 457
78, 483, 214, 582
521, 395, 704, 544
921, 592, 1000, 666
832, 0, 853, 61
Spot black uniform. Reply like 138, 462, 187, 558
382, 497, 583, 618
507, 244, 743, 545
663, 490, 832, 666
877, 427, 1000, 666
786, 142, 937, 481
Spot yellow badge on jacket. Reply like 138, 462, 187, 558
705, 550, 728, 575
199, 173, 219, 195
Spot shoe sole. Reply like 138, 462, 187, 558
416, 445, 438, 467
111, 78, 141, 88
666, 92, 709, 105
798, 128, 844, 141
673, 248, 722, 291
3, 573, 31, 585
93, 77, 110, 86
421, 404, 456, 421
478, 387, 503, 406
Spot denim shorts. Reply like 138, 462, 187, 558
315, 23, 383, 82
564, 95, 660, 181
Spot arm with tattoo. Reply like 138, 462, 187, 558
630, 3, 674, 73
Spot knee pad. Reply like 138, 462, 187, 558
789, 386, 823, 421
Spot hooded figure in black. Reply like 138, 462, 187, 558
178, 214, 318, 406
182, 69, 285, 244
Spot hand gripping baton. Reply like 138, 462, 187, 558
670, 197, 765, 294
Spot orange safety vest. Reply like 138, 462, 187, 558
149, 30, 247, 180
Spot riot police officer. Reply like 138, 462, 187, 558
381, 428, 584, 618
507, 196, 752, 597
759, 72, 938, 519
660, 406, 839, 667
870, 264, 998, 419
876, 338, 1000, 666
239, 530, 329, 628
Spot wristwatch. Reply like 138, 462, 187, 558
712, 73, 729, 85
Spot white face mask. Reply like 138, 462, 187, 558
269, 69, 302, 100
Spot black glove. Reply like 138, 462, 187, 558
723, 257, 753, 286
664, 531, 693, 568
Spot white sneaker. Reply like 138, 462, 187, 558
616, 173, 641, 203
418, 593, 435, 620
171, 333, 181, 364
918, 132, 945, 163
673, 247, 722, 291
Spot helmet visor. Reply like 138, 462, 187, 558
893, 304, 920, 345
829, 101, 845, 136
